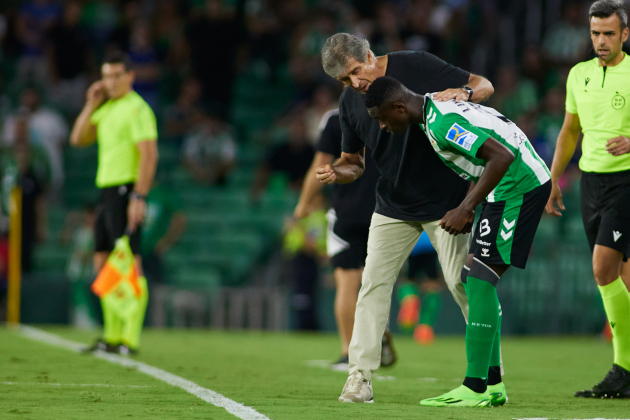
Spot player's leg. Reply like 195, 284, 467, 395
333, 267, 362, 363
340, 214, 420, 403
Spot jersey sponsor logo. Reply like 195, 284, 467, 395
479, 219, 491, 237
481, 248, 490, 257
585, 77, 590, 86
476, 239, 491, 246
612, 94, 625, 110
445, 123, 478, 151
613, 230, 622, 242
500, 218, 515, 241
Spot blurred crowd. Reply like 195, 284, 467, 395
0, 0, 629, 299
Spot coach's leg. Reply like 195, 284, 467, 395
422, 221, 470, 320
335, 268, 362, 356
348, 214, 421, 380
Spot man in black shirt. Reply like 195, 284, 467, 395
316, 33, 494, 404
295, 109, 396, 370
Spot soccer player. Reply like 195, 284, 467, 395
294, 109, 396, 369
70, 51, 158, 354
546, 0, 630, 398
316, 33, 495, 404
365, 76, 550, 407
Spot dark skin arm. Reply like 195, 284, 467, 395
315, 148, 365, 185
440, 137, 515, 235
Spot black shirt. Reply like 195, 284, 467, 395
317, 110, 379, 226
340, 51, 470, 221
267, 141, 315, 186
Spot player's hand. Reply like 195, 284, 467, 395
127, 198, 146, 233
433, 88, 469, 103
605, 136, 630, 156
86, 81, 106, 107
545, 181, 564, 217
316, 164, 337, 185
440, 206, 474, 235
294, 202, 311, 219
462, 211, 475, 234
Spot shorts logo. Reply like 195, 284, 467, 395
500, 218, 515, 241
446, 123, 478, 151
481, 248, 490, 257
613, 231, 622, 242
612, 94, 625, 110
479, 219, 491, 237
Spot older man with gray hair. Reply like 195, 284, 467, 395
315, 33, 500, 405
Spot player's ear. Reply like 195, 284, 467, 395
392, 101, 406, 114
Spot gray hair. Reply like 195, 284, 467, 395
321, 33, 372, 79
589, 0, 628, 29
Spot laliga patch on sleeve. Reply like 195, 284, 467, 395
445, 123, 478, 151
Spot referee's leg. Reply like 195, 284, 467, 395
348, 213, 421, 380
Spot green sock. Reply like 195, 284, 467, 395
121, 276, 149, 349
420, 291, 441, 327
398, 282, 419, 301
489, 305, 502, 368
599, 278, 630, 371
465, 277, 500, 380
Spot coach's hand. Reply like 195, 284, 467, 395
127, 198, 146, 233
606, 136, 630, 156
545, 182, 564, 217
434, 88, 469, 103
316, 164, 337, 185
440, 206, 474, 235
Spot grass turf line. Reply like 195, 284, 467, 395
3, 326, 630, 420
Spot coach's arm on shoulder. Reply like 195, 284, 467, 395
546, 111, 581, 217
433, 74, 494, 104
440, 138, 513, 235
316, 148, 365, 185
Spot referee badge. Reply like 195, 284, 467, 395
612, 93, 625, 110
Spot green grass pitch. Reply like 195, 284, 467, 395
2, 326, 629, 420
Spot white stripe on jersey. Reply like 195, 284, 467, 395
425, 127, 485, 178
317, 109, 340, 136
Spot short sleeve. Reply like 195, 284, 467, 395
565, 66, 578, 114
130, 104, 158, 143
417, 52, 470, 92
339, 96, 365, 154
433, 114, 491, 159
90, 105, 104, 125
316, 111, 342, 156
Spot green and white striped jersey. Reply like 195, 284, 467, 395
420, 94, 550, 202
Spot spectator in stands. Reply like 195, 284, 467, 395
251, 111, 315, 201
304, 84, 338, 145
0, 115, 51, 273
2, 85, 68, 194
181, 109, 237, 186
163, 78, 203, 146
537, 86, 568, 161
15, 0, 62, 83
489, 65, 539, 122
46, 0, 92, 118
128, 20, 160, 110
542, 2, 590, 65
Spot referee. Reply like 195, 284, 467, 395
70, 51, 158, 353
546, 0, 630, 398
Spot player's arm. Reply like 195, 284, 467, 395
295, 151, 334, 218
128, 140, 158, 232
70, 81, 105, 147
440, 138, 514, 235
545, 111, 581, 217
316, 148, 365, 185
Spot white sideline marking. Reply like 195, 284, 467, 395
18, 326, 271, 420
2, 382, 153, 388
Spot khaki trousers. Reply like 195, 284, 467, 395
348, 213, 470, 380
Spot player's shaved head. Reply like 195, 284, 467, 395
365, 77, 424, 134
364, 76, 408, 109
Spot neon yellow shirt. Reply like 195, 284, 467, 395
566, 53, 630, 173
91, 91, 157, 188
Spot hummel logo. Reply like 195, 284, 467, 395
611, 321, 616, 329
500, 218, 515, 241
614, 231, 622, 242
585, 77, 590, 86
481, 248, 490, 257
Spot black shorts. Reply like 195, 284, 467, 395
407, 253, 439, 280
469, 182, 551, 269
581, 170, 630, 261
326, 209, 369, 270
94, 183, 142, 254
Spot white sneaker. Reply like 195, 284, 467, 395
339, 371, 374, 403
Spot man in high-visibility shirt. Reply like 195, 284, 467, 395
70, 51, 158, 354
546, 0, 630, 398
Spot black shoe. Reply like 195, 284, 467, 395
82, 339, 119, 354
331, 354, 349, 371
380, 329, 398, 368
575, 364, 630, 398
118, 344, 139, 356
